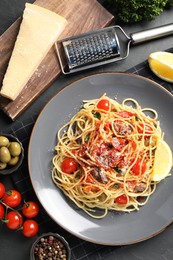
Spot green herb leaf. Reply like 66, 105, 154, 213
108, 144, 113, 150
114, 183, 119, 189
114, 166, 122, 173
93, 112, 101, 120
84, 135, 90, 143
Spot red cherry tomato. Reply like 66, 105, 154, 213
131, 158, 147, 175
0, 183, 5, 199
22, 219, 39, 237
137, 123, 153, 136
117, 111, 135, 118
97, 99, 110, 111
86, 174, 95, 184
115, 194, 128, 204
129, 139, 137, 150
3, 190, 22, 208
22, 201, 39, 218
6, 211, 23, 230
0, 204, 5, 220
61, 158, 78, 174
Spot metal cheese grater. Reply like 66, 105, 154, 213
55, 24, 173, 74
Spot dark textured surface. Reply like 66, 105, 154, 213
0, 1, 173, 259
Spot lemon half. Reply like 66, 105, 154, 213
148, 51, 173, 83
151, 139, 173, 182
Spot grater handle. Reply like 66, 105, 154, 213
130, 23, 173, 45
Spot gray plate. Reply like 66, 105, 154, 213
28, 72, 173, 245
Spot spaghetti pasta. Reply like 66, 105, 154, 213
52, 94, 164, 218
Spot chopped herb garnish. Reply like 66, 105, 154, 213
84, 135, 90, 143
108, 144, 113, 150
93, 112, 101, 120
152, 150, 155, 156
135, 116, 139, 121
114, 183, 119, 189
114, 166, 122, 173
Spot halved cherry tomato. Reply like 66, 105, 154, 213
83, 185, 100, 193
0, 204, 5, 219
115, 194, 128, 204
22, 201, 39, 218
131, 158, 147, 175
22, 219, 39, 237
0, 183, 5, 199
137, 123, 153, 135
61, 158, 78, 174
86, 174, 94, 183
3, 190, 22, 208
6, 211, 23, 230
129, 139, 137, 150
117, 111, 135, 118
97, 99, 110, 111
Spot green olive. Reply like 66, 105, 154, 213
0, 147, 11, 163
0, 136, 9, 147
8, 142, 21, 157
0, 162, 7, 170
8, 156, 19, 166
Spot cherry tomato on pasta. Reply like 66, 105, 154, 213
0, 204, 5, 219
116, 111, 135, 118
0, 182, 5, 199
137, 123, 153, 136
3, 189, 22, 208
129, 139, 137, 150
61, 158, 78, 174
22, 201, 39, 218
6, 211, 23, 230
115, 194, 128, 204
86, 174, 95, 184
22, 219, 39, 237
97, 99, 110, 111
131, 158, 147, 175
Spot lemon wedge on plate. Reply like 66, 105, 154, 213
148, 51, 173, 83
151, 139, 173, 182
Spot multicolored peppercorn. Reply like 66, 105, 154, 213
34, 235, 68, 260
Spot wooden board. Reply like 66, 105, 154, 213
0, 0, 114, 120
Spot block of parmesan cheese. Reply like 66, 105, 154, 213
0, 3, 67, 101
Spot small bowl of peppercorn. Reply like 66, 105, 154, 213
0, 134, 24, 175
30, 232, 71, 260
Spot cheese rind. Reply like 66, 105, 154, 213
0, 3, 67, 101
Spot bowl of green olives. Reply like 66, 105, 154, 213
0, 134, 24, 175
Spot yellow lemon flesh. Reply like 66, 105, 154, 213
151, 139, 173, 182
148, 51, 173, 83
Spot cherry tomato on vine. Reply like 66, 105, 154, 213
131, 158, 147, 175
61, 158, 78, 174
22, 201, 39, 218
3, 190, 22, 208
6, 211, 23, 230
97, 99, 110, 111
0, 204, 5, 220
115, 194, 128, 204
22, 219, 39, 237
0, 182, 5, 199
